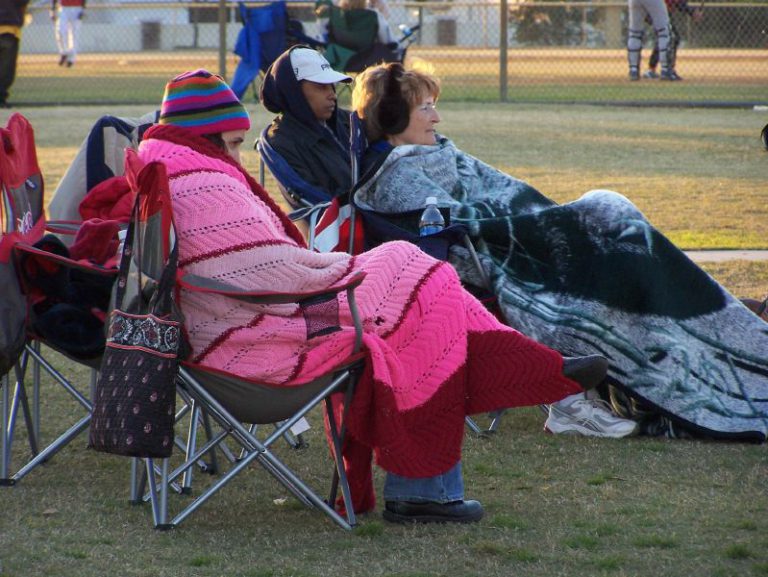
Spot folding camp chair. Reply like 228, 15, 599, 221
120, 151, 366, 530
0, 113, 121, 485
232, 1, 325, 102
255, 126, 334, 247
47, 112, 157, 230
321, 5, 419, 74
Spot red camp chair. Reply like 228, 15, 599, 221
0, 113, 119, 485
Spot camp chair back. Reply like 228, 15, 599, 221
122, 151, 366, 530
256, 126, 332, 246
324, 5, 397, 73
47, 113, 157, 232
1, 113, 120, 485
231, 1, 288, 101
232, 1, 325, 102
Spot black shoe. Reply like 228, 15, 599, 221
58, 54, 67, 66
660, 70, 682, 81
562, 355, 608, 391
383, 500, 485, 524
629, 68, 640, 81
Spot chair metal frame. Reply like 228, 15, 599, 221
1, 340, 98, 485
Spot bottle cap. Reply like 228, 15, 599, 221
425, 196, 437, 205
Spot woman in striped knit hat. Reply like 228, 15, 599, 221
138, 69, 607, 524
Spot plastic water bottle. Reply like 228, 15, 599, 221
419, 196, 445, 237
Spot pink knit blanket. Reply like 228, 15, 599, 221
139, 126, 582, 511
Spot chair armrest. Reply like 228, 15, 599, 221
45, 220, 82, 237
288, 201, 330, 224
178, 271, 367, 351
178, 271, 366, 305
13, 242, 119, 276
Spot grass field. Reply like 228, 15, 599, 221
13, 47, 768, 105
10, 101, 767, 250
1, 104, 768, 577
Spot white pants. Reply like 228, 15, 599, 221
627, 0, 670, 72
55, 6, 83, 63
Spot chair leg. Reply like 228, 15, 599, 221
14, 361, 40, 458
1, 362, 41, 485
466, 410, 508, 436
129, 457, 145, 505
324, 394, 356, 527
7, 344, 93, 484
181, 400, 201, 494
146, 457, 173, 530
1, 372, 11, 483
465, 415, 483, 435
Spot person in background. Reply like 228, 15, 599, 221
351, 62, 768, 443
627, 0, 671, 81
0, 0, 29, 107
367, 0, 390, 19
140, 68, 609, 524
643, 0, 703, 81
51, 0, 85, 67
316, 0, 396, 45
260, 46, 353, 206
340, 0, 395, 44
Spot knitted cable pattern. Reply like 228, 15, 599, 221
138, 127, 581, 506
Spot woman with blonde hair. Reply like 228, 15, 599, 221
352, 62, 768, 443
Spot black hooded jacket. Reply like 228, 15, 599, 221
260, 49, 351, 203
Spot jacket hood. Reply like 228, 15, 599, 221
260, 48, 347, 140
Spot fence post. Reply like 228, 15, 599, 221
218, 0, 227, 81
603, 3, 623, 48
418, 5, 424, 45
499, 0, 508, 102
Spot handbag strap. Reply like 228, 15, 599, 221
113, 199, 179, 317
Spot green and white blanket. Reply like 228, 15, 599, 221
355, 137, 768, 441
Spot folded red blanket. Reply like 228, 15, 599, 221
78, 175, 134, 223
69, 217, 120, 267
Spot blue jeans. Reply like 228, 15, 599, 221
383, 462, 464, 503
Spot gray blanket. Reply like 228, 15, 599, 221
355, 137, 768, 441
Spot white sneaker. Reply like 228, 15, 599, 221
545, 396, 639, 438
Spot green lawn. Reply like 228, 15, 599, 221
8, 102, 768, 250
0, 103, 767, 577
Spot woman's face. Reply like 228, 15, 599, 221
222, 129, 247, 164
301, 81, 337, 122
388, 93, 440, 146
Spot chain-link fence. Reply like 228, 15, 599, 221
17, 0, 768, 106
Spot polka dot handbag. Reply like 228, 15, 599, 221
89, 216, 181, 459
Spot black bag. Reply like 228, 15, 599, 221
88, 210, 181, 458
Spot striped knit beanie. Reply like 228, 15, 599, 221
159, 69, 250, 135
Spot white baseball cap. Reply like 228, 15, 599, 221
290, 48, 352, 84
